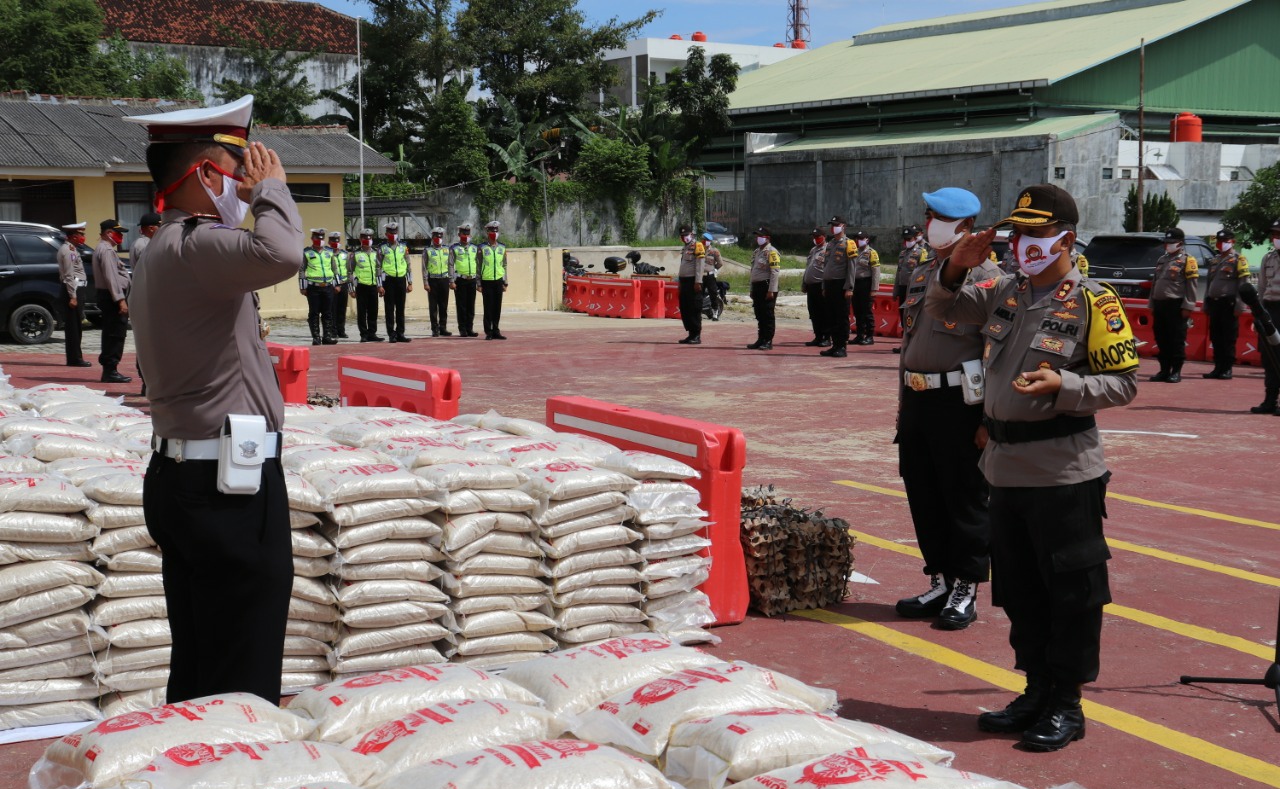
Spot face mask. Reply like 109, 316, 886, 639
199, 162, 248, 227
329, 242, 339, 249
903, 238, 916, 249
108, 231, 123, 247
856, 238, 868, 249
1015, 230, 1069, 276
926, 217, 965, 249
813, 237, 825, 247
432, 237, 443, 247
459, 234, 469, 244
831, 225, 844, 236
361, 239, 371, 247
488, 232, 499, 243
1165, 243, 1181, 254
756, 236, 768, 247
387, 234, 398, 244
1217, 241, 1232, 252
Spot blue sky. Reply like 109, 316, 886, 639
313, 0, 1025, 48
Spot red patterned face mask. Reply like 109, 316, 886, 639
108, 231, 124, 246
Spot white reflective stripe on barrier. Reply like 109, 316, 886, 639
341, 367, 428, 391
551, 412, 698, 458
270, 355, 281, 364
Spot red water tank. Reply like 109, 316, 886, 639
773, 42, 785, 48
692, 31, 707, 42
670, 34, 683, 40
1171, 112, 1203, 142
790, 39, 807, 49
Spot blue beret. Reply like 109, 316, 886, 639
922, 188, 981, 219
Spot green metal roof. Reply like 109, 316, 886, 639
764, 114, 1118, 153
729, 0, 1250, 113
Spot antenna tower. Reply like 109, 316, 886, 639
787, 0, 810, 46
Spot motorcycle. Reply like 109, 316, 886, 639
561, 249, 594, 297
702, 276, 730, 321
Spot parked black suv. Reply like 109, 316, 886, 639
0, 222, 100, 345
1084, 232, 1214, 301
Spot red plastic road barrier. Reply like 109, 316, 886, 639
663, 280, 683, 320
338, 355, 461, 419
636, 278, 667, 319
588, 278, 643, 318
563, 277, 590, 313
1124, 300, 1157, 358
1185, 308, 1209, 362
545, 396, 749, 626
1237, 312, 1262, 366
266, 342, 309, 404
871, 292, 902, 338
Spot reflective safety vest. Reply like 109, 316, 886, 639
452, 243, 478, 277
480, 243, 506, 281
424, 246, 450, 276
352, 249, 378, 285
303, 248, 333, 283
380, 243, 408, 277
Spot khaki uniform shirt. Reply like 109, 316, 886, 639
702, 246, 723, 277
901, 256, 1000, 374
925, 268, 1139, 487
1204, 250, 1250, 304
750, 244, 781, 292
678, 240, 705, 279
131, 178, 303, 440
802, 244, 826, 287
850, 245, 881, 288
1260, 249, 1280, 302
57, 242, 84, 300
92, 239, 131, 302
131, 236, 150, 269
894, 244, 928, 288
1149, 251, 1199, 311
822, 237, 856, 283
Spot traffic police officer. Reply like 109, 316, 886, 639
58, 222, 90, 368
849, 230, 880, 345
479, 220, 508, 340
351, 228, 383, 342
379, 222, 412, 343
747, 226, 781, 351
423, 225, 455, 337
803, 228, 828, 347
1202, 228, 1250, 379
124, 95, 299, 704
927, 183, 1139, 751
300, 228, 339, 345
451, 223, 480, 337
1147, 227, 1198, 382
895, 187, 997, 630
328, 230, 351, 339
821, 216, 855, 357
676, 225, 705, 344
1252, 219, 1280, 414
93, 219, 132, 384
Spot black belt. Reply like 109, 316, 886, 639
983, 415, 1096, 445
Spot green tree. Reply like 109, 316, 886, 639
1123, 185, 1180, 233
0, 0, 105, 95
665, 46, 739, 157
455, 0, 658, 127
413, 80, 488, 187
1222, 162, 1280, 246
213, 21, 319, 126
97, 35, 200, 100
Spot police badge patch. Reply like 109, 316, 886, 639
239, 441, 259, 459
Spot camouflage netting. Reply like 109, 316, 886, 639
740, 486, 855, 617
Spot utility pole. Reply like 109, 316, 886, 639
357, 17, 365, 235
1136, 38, 1145, 232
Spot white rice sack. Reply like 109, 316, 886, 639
283, 672, 332, 695
92, 524, 156, 556
0, 676, 99, 706
646, 565, 711, 599
442, 573, 547, 598
289, 597, 341, 624
644, 554, 711, 581
502, 441, 618, 471
445, 531, 541, 563
0, 560, 103, 602
40, 401, 142, 423
570, 662, 838, 759
338, 540, 444, 565
376, 740, 676, 789
665, 708, 955, 789
95, 645, 172, 675
535, 491, 628, 527
320, 517, 441, 550
285, 635, 331, 657
78, 473, 146, 507
0, 699, 98, 731
286, 403, 355, 423
284, 445, 394, 476
282, 426, 335, 448
454, 631, 556, 657
414, 462, 527, 492
112, 740, 381, 789
290, 510, 322, 530
454, 610, 555, 639
547, 546, 642, 579
553, 604, 646, 632
336, 580, 448, 608
550, 585, 643, 608
0, 474, 92, 513
371, 436, 502, 468
628, 480, 703, 515
306, 464, 437, 505
596, 450, 699, 481
283, 655, 330, 673
294, 555, 335, 579
473, 434, 549, 454
488, 415, 556, 438
553, 566, 644, 594
64, 465, 148, 490
328, 416, 451, 447
452, 593, 548, 616
292, 529, 336, 559
542, 525, 640, 560
0, 654, 96, 682
0, 629, 105, 672
0, 540, 95, 564
446, 553, 545, 577
329, 498, 438, 528
335, 560, 443, 583
91, 596, 167, 628
6, 434, 138, 463
292, 577, 337, 607
349, 699, 564, 772
449, 651, 545, 670
432, 511, 535, 552
433, 487, 538, 515
731, 744, 1026, 789
88, 504, 147, 530
288, 619, 339, 643
0, 511, 95, 543
641, 535, 713, 562
98, 688, 166, 718
0, 585, 95, 629
0, 454, 45, 473
647, 598, 717, 646
288, 663, 542, 743
107, 618, 171, 649
286, 472, 328, 513
450, 413, 485, 427
334, 622, 452, 659
640, 520, 705, 543
332, 645, 447, 676
0, 609, 91, 650
98, 571, 165, 599
522, 462, 637, 501
540, 506, 637, 540
556, 622, 650, 645
0, 416, 106, 442
342, 601, 450, 629
430, 425, 509, 445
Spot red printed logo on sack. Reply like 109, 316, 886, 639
797, 752, 928, 786
353, 720, 413, 754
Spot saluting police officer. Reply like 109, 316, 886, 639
747, 226, 781, 351
803, 228, 828, 347
452, 223, 480, 337
849, 230, 881, 346
300, 229, 339, 345
351, 229, 384, 342
379, 222, 412, 342
93, 219, 132, 384
479, 220, 508, 340
821, 216, 855, 357
927, 183, 1139, 752
423, 226, 455, 337
125, 95, 299, 704
676, 225, 705, 344
1202, 228, 1250, 379
1147, 227, 1199, 383
895, 188, 997, 631
328, 231, 351, 339
1253, 219, 1280, 414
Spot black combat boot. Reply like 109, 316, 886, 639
938, 579, 978, 630
1020, 684, 1086, 751
1166, 362, 1183, 383
1251, 390, 1278, 414
978, 674, 1053, 734
1149, 362, 1170, 382
895, 574, 950, 618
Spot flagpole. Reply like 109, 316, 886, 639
357, 16, 365, 233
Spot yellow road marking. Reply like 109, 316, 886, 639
1108, 492, 1280, 532
795, 608, 1280, 788
834, 480, 1280, 588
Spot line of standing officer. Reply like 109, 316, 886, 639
58, 222, 91, 368
423, 226, 455, 337
351, 228, 384, 342
299, 228, 340, 345
328, 231, 351, 339
820, 216, 855, 357
1202, 228, 1249, 380
379, 222, 412, 343
746, 226, 781, 351
479, 220, 509, 340
93, 218, 133, 383
849, 230, 881, 345
803, 228, 829, 347
452, 223, 480, 337
676, 225, 705, 345
1147, 227, 1198, 383
1252, 219, 1280, 414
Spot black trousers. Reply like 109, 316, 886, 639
703, 274, 720, 316
805, 283, 827, 340
355, 283, 380, 339
1204, 296, 1237, 370
893, 284, 907, 305
428, 278, 451, 332
990, 476, 1111, 686
898, 386, 990, 582
678, 276, 702, 338
96, 289, 127, 373
1262, 301, 1280, 395
852, 277, 874, 339
1151, 298, 1187, 367
822, 280, 850, 349
455, 278, 477, 334
331, 287, 349, 337
481, 280, 504, 336
750, 281, 776, 344
383, 276, 407, 337
305, 284, 333, 339
143, 454, 291, 704
62, 290, 84, 364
